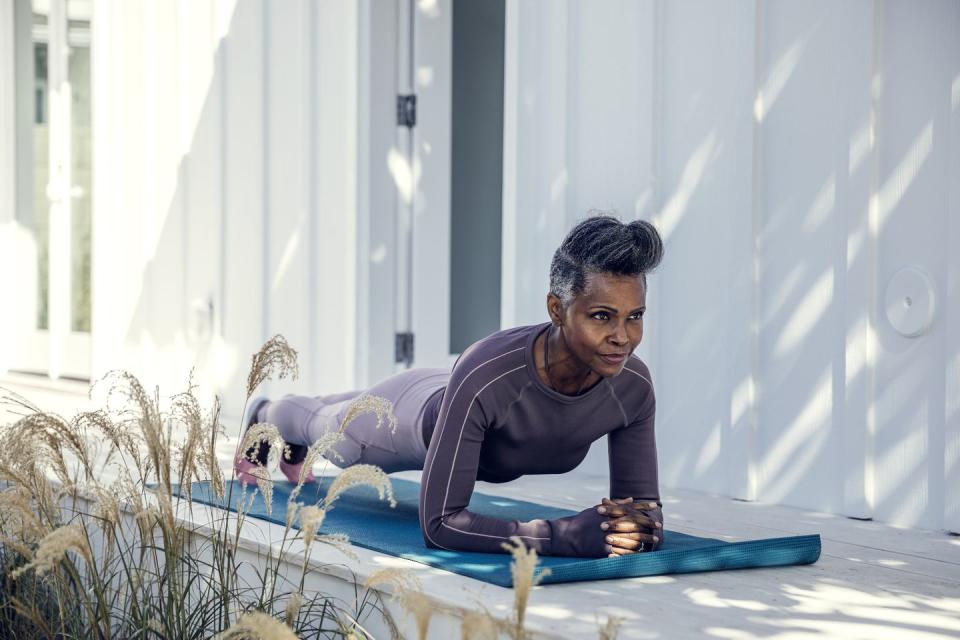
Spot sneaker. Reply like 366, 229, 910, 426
233, 396, 270, 486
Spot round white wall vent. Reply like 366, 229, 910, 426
884, 267, 935, 338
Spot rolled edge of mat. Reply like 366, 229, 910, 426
534, 534, 823, 586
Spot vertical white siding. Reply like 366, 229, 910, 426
755, 1, 874, 514
358, 0, 400, 387
0, 2, 14, 228
221, 0, 266, 405
872, 0, 957, 529
655, 0, 757, 502
504, 0, 960, 532
314, 0, 360, 392
501, 0, 575, 329
946, 3, 960, 535
88, 0, 363, 419
0, 1, 23, 375
264, 0, 311, 399
410, 0, 453, 367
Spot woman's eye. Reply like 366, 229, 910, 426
630, 312, 645, 320
592, 312, 609, 321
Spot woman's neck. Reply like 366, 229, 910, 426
542, 325, 600, 395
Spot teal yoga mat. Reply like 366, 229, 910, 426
177, 477, 821, 588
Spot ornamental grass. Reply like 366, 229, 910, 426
0, 335, 619, 639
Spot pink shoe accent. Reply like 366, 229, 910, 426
279, 458, 315, 485
234, 456, 263, 486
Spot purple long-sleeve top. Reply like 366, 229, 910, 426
417, 321, 663, 558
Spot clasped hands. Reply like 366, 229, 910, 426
596, 497, 662, 558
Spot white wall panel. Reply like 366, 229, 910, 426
0, 0, 19, 371
872, 0, 956, 530
502, 0, 572, 329
505, 0, 959, 532
221, 0, 266, 418
756, 1, 873, 514
84, 0, 365, 418
945, 0, 960, 533
359, 0, 400, 388
410, 0, 453, 368
567, 0, 652, 221
180, 0, 224, 395
265, 0, 311, 397
934, 0, 960, 533
0, 1, 14, 226
313, 0, 360, 393
655, 0, 756, 500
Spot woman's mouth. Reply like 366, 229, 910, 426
599, 353, 627, 366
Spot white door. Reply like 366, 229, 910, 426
392, 0, 505, 371
9, 0, 92, 380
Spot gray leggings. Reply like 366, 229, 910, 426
257, 368, 449, 473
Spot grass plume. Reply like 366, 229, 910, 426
246, 335, 299, 399
501, 536, 552, 639
217, 611, 299, 639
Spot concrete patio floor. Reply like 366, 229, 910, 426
2, 372, 958, 639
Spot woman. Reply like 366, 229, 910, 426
236, 214, 665, 558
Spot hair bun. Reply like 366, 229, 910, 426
627, 220, 665, 269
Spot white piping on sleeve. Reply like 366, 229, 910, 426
440, 522, 550, 541
604, 379, 629, 428
440, 364, 527, 518
621, 364, 653, 389
419, 346, 525, 550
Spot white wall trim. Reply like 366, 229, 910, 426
499, 0, 519, 332
0, 0, 14, 227
355, 0, 372, 389
745, 0, 764, 503
259, 0, 270, 350
864, 0, 884, 517
943, 0, 960, 534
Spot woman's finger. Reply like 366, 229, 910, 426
607, 518, 664, 535
600, 517, 656, 532
610, 510, 660, 529
597, 498, 635, 517
604, 531, 653, 541
606, 533, 658, 550
609, 545, 636, 556
606, 536, 640, 550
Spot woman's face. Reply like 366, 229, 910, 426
550, 271, 647, 378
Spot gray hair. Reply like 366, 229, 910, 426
549, 213, 664, 307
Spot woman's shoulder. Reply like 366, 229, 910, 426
451, 323, 543, 376
619, 355, 653, 390
611, 355, 656, 417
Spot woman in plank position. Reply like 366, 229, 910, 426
235, 214, 665, 558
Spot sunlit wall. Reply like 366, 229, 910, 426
501, 0, 960, 533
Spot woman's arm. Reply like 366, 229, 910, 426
606, 372, 664, 551
418, 357, 611, 557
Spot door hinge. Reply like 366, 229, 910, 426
397, 94, 416, 127
395, 332, 415, 365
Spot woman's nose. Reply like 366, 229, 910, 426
609, 325, 628, 344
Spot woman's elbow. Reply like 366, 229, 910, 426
420, 515, 450, 550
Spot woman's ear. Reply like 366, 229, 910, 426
546, 293, 564, 326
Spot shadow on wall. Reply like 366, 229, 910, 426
645, 1, 957, 533
102, 0, 351, 420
